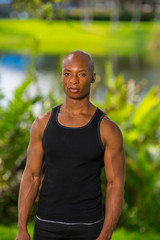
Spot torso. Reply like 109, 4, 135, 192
36, 104, 106, 223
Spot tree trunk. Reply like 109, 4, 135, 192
79, 0, 93, 27
110, 0, 120, 32
131, 0, 142, 28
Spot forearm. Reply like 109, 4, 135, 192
101, 183, 124, 239
17, 168, 41, 231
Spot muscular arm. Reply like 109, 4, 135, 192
16, 117, 44, 240
97, 117, 125, 240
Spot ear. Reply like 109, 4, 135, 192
60, 72, 63, 83
91, 73, 96, 83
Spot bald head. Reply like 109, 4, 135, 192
62, 50, 94, 76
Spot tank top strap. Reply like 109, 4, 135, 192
92, 107, 106, 127
51, 104, 61, 121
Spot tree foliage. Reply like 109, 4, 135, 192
12, 0, 65, 20
97, 63, 160, 232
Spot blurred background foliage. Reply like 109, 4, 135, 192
99, 63, 160, 232
0, 0, 160, 238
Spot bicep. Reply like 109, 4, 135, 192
103, 125, 125, 185
25, 119, 44, 178
104, 146, 125, 185
26, 141, 44, 177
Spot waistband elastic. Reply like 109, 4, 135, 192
36, 215, 104, 225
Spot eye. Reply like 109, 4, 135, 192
79, 73, 86, 77
64, 72, 71, 76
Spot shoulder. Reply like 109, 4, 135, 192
101, 115, 122, 136
30, 110, 52, 139
100, 114, 123, 148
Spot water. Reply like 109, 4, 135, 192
0, 53, 159, 110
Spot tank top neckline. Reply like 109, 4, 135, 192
55, 104, 99, 130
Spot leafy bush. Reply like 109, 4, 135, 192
0, 62, 42, 222
97, 63, 160, 232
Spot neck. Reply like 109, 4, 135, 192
62, 96, 92, 115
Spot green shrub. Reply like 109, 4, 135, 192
97, 62, 160, 232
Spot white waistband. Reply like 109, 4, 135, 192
36, 215, 104, 225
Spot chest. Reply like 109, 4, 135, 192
42, 121, 104, 166
57, 112, 92, 128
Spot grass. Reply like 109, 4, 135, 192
0, 221, 159, 240
0, 19, 158, 56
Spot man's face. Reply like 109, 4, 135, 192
60, 54, 96, 100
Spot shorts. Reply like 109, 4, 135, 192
33, 217, 104, 240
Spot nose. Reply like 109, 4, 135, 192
70, 74, 79, 84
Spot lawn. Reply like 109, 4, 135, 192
0, 221, 159, 240
0, 19, 157, 57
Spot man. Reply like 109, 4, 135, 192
15, 50, 125, 240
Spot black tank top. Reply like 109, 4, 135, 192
36, 104, 106, 223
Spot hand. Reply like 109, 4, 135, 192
96, 236, 112, 240
96, 232, 112, 240
96, 237, 111, 240
15, 230, 31, 240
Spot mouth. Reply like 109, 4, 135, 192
68, 87, 80, 93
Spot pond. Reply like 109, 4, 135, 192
0, 53, 160, 112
